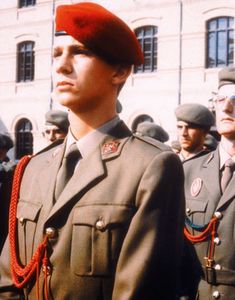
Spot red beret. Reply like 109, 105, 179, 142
55, 2, 144, 66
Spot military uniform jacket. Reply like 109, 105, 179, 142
183, 148, 235, 300
0, 121, 185, 300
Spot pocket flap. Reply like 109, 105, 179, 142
72, 205, 134, 228
16, 200, 42, 222
186, 198, 208, 215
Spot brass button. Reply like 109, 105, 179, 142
186, 208, 191, 214
19, 217, 25, 225
214, 264, 222, 270
214, 211, 222, 219
95, 219, 105, 230
214, 237, 221, 245
42, 265, 52, 275
45, 227, 57, 238
212, 290, 220, 299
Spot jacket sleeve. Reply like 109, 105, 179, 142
112, 151, 185, 300
0, 237, 23, 299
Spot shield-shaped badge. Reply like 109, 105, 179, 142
190, 178, 203, 197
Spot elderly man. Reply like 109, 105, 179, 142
175, 103, 215, 162
0, 3, 185, 299
181, 66, 235, 300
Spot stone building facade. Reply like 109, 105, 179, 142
0, 0, 234, 158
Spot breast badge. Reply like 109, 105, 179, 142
102, 141, 120, 155
190, 178, 203, 197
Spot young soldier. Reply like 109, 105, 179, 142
0, 3, 185, 299
182, 66, 235, 299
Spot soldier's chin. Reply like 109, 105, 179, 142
51, 91, 72, 107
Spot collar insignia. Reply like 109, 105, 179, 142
102, 141, 120, 155
190, 178, 203, 197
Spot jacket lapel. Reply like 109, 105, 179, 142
37, 142, 65, 214
199, 150, 221, 221
217, 169, 235, 210
46, 121, 132, 220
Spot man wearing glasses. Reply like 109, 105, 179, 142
181, 66, 235, 300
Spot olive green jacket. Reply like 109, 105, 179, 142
0, 121, 185, 300
183, 148, 235, 300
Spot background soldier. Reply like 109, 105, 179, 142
0, 3, 185, 299
43, 109, 69, 144
0, 133, 16, 252
175, 103, 215, 162
182, 66, 235, 299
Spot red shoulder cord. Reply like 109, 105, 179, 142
9, 155, 49, 300
184, 216, 218, 267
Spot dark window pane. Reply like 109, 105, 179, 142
208, 20, 216, 30
19, 0, 36, 8
228, 30, 234, 65
218, 18, 227, 29
17, 41, 35, 82
15, 119, 33, 159
217, 31, 226, 66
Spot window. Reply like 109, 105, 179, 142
15, 119, 33, 159
17, 41, 35, 82
134, 26, 158, 73
206, 17, 234, 68
19, 0, 36, 8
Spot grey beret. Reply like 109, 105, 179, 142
218, 66, 235, 88
136, 121, 169, 143
0, 134, 13, 150
45, 110, 69, 131
175, 103, 215, 128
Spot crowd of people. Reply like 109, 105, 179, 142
0, 2, 235, 300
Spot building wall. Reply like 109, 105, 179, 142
0, 0, 235, 157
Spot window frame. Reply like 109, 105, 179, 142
134, 25, 158, 74
16, 41, 35, 83
18, 0, 36, 8
15, 118, 33, 160
206, 16, 234, 68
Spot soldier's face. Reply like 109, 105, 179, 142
51, 35, 117, 113
215, 84, 235, 140
177, 121, 207, 152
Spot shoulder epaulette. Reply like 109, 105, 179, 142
133, 133, 172, 152
35, 139, 64, 156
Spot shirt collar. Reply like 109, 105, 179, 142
66, 116, 120, 159
219, 143, 235, 170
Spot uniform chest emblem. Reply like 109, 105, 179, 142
102, 141, 120, 155
190, 178, 203, 197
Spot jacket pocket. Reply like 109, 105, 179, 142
71, 204, 134, 276
16, 200, 42, 263
186, 198, 208, 226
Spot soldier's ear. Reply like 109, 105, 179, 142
111, 65, 131, 86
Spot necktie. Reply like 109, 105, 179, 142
221, 158, 235, 193
54, 143, 80, 200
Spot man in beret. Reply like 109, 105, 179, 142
43, 109, 69, 144
175, 103, 215, 162
180, 66, 235, 299
0, 2, 185, 300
